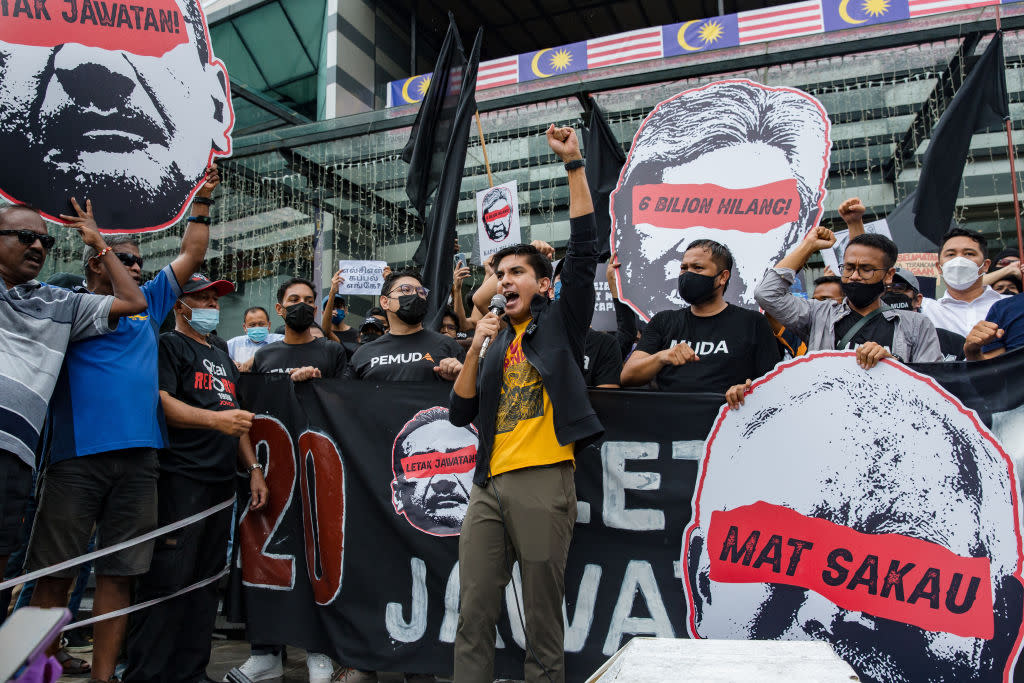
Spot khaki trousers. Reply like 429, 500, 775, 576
454, 461, 577, 683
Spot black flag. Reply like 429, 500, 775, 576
582, 96, 625, 262
401, 15, 465, 218
416, 28, 482, 322
912, 32, 1009, 245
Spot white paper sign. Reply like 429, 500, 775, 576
337, 260, 387, 296
475, 180, 522, 265
820, 218, 892, 274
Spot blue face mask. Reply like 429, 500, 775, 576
246, 326, 269, 343
183, 303, 219, 334
553, 281, 562, 301
332, 309, 346, 325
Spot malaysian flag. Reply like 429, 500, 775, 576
738, 1, 824, 44
587, 27, 663, 69
908, 0, 998, 17
476, 55, 518, 90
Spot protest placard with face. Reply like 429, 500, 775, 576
0, 0, 233, 232
610, 79, 830, 320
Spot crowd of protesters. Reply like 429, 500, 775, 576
2, 126, 1024, 683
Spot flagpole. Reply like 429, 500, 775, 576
475, 110, 494, 188
995, 9, 1024, 263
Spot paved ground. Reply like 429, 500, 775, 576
55, 639, 478, 682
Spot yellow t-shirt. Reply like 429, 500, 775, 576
489, 320, 575, 476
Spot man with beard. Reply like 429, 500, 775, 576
754, 228, 941, 368
481, 187, 514, 244
0, 202, 145, 582
0, 1, 231, 230
391, 407, 478, 537
687, 355, 1023, 683
25, 169, 219, 683
345, 270, 464, 382
621, 239, 780, 393
611, 80, 830, 320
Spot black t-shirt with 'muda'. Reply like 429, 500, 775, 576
636, 304, 781, 394
346, 329, 465, 382
252, 337, 348, 378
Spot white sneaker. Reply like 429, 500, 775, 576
226, 652, 284, 681
306, 652, 334, 683
332, 668, 377, 682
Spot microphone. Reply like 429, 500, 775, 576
479, 294, 507, 360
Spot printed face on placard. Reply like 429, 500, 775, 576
611, 79, 830, 320
682, 353, 1024, 683
391, 408, 478, 537
481, 186, 513, 243
0, 0, 232, 232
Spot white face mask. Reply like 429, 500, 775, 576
941, 256, 983, 291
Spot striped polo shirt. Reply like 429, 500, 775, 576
1, 279, 114, 467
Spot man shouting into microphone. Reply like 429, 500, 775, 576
450, 124, 602, 683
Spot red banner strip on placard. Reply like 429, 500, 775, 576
484, 205, 512, 222
0, 0, 189, 58
632, 179, 800, 232
708, 501, 993, 639
401, 445, 477, 479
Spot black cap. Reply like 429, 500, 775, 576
181, 273, 234, 296
359, 318, 386, 333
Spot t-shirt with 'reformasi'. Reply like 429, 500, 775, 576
251, 337, 348, 378
345, 329, 465, 382
158, 331, 242, 483
489, 319, 574, 476
636, 304, 781, 394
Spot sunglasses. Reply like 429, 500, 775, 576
0, 229, 55, 250
115, 252, 144, 269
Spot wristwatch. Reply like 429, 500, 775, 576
247, 462, 264, 476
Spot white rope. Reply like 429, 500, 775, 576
0, 497, 235, 591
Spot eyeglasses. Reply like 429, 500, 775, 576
841, 263, 887, 278
388, 284, 429, 298
115, 252, 144, 269
0, 229, 55, 250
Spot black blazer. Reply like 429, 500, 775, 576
450, 213, 605, 486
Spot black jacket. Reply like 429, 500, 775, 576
450, 213, 604, 486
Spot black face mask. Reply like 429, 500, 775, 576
881, 291, 915, 311
284, 302, 316, 332
394, 294, 428, 325
678, 271, 721, 306
841, 280, 886, 309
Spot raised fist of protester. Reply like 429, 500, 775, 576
471, 311, 502, 355
382, 265, 393, 280
546, 123, 582, 163
531, 240, 556, 260
855, 341, 893, 370
804, 226, 837, 253
216, 409, 255, 437
59, 197, 106, 251
249, 468, 268, 511
838, 197, 866, 226
290, 366, 322, 383
660, 341, 698, 367
725, 379, 753, 410
606, 257, 622, 298
964, 321, 1004, 358
197, 163, 220, 198
434, 357, 464, 381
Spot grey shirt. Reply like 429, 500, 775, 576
754, 267, 943, 363
1, 280, 114, 467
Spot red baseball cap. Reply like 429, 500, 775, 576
181, 273, 235, 296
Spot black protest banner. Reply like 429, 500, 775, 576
229, 377, 723, 679
229, 349, 1024, 682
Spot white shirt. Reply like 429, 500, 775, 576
920, 286, 1005, 337
226, 333, 285, 363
